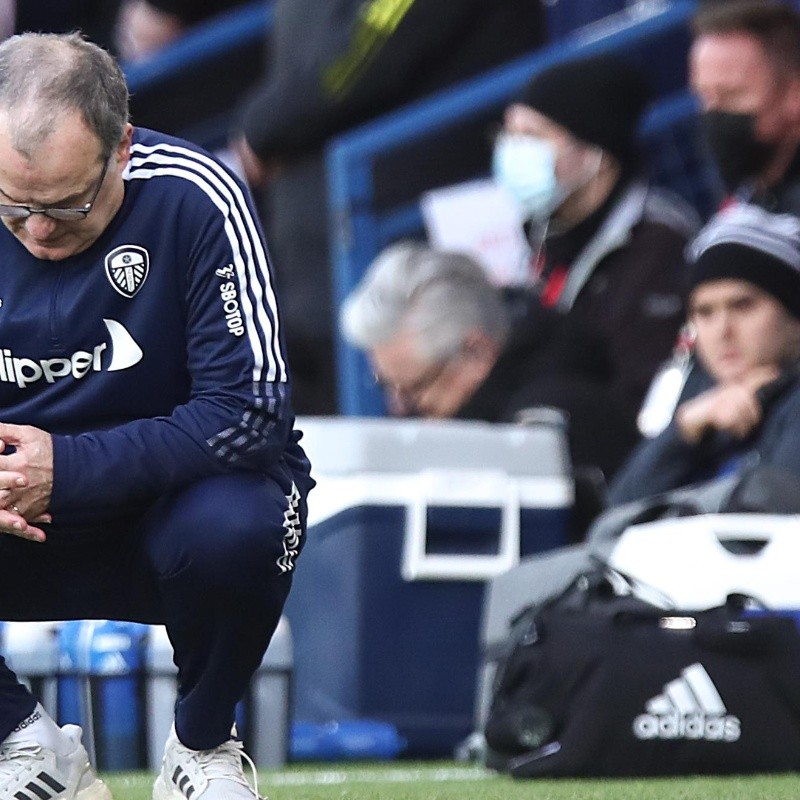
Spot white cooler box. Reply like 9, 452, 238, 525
607, 513, 800, 609
287, 416, 574, 757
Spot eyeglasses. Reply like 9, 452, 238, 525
373, 355, 454, 405
0, 158, 110, 221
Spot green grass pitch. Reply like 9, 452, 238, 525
106, 762, 800, 800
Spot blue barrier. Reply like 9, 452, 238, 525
326, 0, 704, 416
544, 0, 629, 40
119, 0, 636, 110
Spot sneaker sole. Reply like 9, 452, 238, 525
152, 773, 265, 800
152, 773, 185, 800
76, 778, 113, 800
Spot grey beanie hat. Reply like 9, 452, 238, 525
687, 204, 800, 319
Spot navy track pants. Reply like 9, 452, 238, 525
0, 469, 307, 749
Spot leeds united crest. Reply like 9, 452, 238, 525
105, 245, 150, 298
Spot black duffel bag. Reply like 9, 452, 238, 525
484, 569, 800, 777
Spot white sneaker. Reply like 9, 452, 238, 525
153, 727, 263, 800
0, 723, 112, 800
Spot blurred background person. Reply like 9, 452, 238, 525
116, 0, 254, 61
0, 0, 14, 40
232, 0, 547, 415
342, 242, 635, 480
490, 53, 698, 475
690, 0, 800, 211
610, 204, 800, 505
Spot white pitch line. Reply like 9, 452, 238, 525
264, 767, 495, 787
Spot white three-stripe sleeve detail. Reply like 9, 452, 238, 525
126, 153, 281, 383
127, 144, 285, 383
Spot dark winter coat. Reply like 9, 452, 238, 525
460, 181, 697, 478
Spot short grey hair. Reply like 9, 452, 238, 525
340, 242, 510, 362
0, 32, 129, 160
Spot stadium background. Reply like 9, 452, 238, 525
8, 1, 800, 796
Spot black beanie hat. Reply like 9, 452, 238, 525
687, 204, 800, 320
521, 53, 650, 166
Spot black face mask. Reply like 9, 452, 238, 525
701, 110, 777, 192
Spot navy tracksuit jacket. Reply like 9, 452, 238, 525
0, 127, 314, 748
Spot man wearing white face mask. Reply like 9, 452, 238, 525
492, 53, 699, 477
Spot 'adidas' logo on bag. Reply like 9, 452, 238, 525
632, 663, 741, 743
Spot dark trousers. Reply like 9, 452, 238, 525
0, 470, 306, 749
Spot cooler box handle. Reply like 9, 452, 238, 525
402, 469, 520, 582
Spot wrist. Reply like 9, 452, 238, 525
675, 404, 707, 445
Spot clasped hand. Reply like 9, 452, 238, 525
675, 366, 780, 445
0, 422, 53, 542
